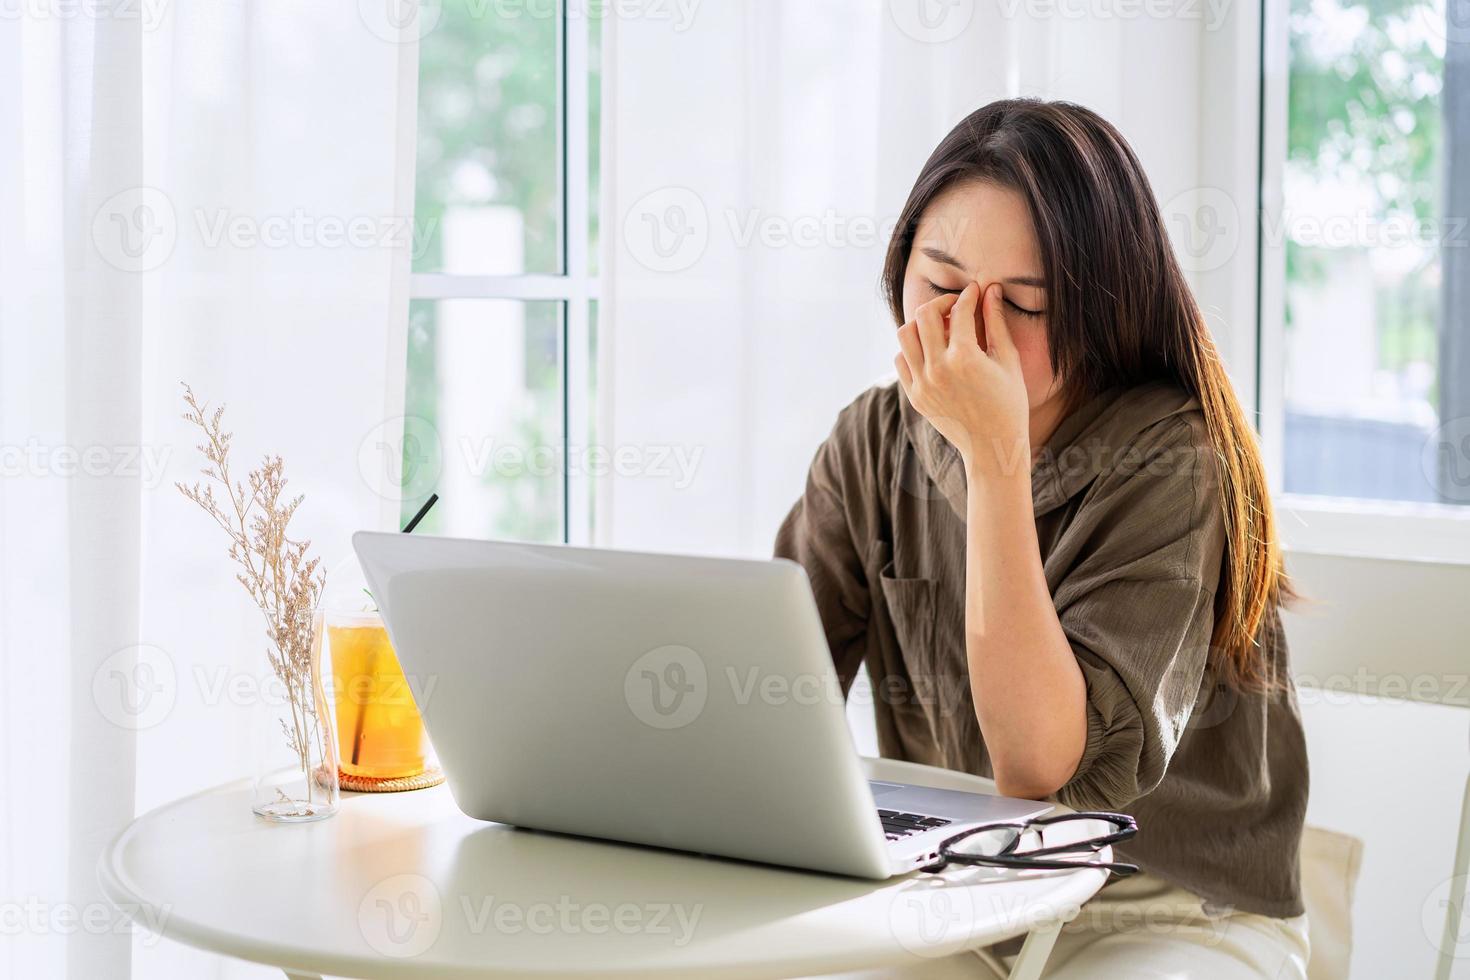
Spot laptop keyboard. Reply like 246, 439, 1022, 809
878, 808, 952, 841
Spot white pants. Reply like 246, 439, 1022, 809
799, 872, 1311, 980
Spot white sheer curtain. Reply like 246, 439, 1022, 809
0, 5, 415, 978
599, 0, 1258, 558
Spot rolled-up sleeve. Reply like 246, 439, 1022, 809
774, 405, 873, 696
1052, 417, 1228, 813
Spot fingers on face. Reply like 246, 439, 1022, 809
949, 282, 981, 349
900, 281, 1020, 385
896, 319, 924, 376
916, 293, 956, 356
894, 351, 913, 388
982, 283, 1014, 357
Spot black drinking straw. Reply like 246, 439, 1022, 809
402, 493, 438, 534
349, 493, 439, 769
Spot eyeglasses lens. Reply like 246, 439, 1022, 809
945, 825, 1024, 859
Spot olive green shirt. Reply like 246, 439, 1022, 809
774, 380, 1307, 917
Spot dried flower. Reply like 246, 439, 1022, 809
176, 383, 328, 798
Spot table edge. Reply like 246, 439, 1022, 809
97, 763, 1114, 979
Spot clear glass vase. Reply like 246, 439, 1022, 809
249, 609, 340, 822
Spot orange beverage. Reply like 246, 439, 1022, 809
328, 612, 428, 780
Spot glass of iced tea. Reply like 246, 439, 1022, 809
327, 610, 428, 780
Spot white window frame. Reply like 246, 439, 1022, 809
407, 4, 600, 546
1257, 0, 1470, 563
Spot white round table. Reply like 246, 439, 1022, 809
99, 757, 1110, 980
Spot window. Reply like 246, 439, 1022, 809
1276, 0, 1467, 513
402, 1, 601, 543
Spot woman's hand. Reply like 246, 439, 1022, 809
894, 282, 1031, 476
898, 283, 1085, 799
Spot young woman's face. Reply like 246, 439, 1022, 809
900, 180, 1063, 414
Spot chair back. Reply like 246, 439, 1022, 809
1281, 549, 1470, 980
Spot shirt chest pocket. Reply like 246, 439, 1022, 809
878, 570, 936, 663
878, 562, 969, 756
869, 539, 944, 702
867, 538, 974, 759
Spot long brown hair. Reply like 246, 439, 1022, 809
881, 98, 1291, 692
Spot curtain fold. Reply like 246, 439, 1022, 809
0, 5, 417, 978
64, 16, 147, 980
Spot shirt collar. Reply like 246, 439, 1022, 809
897, 380, 1202, 521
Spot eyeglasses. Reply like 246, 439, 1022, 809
919, 811, 1139, 877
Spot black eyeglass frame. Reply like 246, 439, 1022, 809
923, 811, 1140, 877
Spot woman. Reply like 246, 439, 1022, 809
775, 100, 1310, 977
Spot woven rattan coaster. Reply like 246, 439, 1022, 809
339, 766, 446, 793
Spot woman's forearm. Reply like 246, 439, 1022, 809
963, 460, 1087, 799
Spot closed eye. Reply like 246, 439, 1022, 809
923, 278, 963, 296
924, 279, 1045, 318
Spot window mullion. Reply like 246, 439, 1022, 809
564, 0, 595, 545
1439, 32, 1469, 505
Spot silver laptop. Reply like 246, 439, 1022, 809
353, 532, 1051, 878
